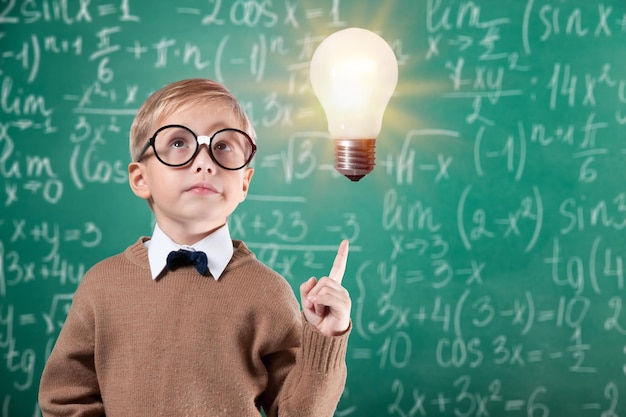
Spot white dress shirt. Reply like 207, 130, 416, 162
144, 223, 234, 280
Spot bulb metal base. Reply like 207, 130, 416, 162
334, 138, 376, 182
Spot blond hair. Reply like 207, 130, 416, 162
129, 78, 256, 161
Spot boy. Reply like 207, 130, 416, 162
38, 78, 352, 416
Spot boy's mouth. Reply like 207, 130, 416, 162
187, 182, 218, 194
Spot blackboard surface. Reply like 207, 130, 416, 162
2, 0, 626, 415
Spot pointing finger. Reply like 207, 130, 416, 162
328, 240, 349, 284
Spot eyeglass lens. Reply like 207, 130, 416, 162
153, 126, 253, 169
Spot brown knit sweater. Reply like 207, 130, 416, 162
38, 238, 349, 417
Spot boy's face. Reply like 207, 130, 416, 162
128, 102, 254, 244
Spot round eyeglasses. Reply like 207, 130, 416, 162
136, 124, 257, 170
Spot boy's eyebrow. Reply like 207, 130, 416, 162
155, 122, 235, 133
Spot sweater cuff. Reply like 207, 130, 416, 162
300, 316, 351, 373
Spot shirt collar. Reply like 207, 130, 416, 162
145, 223, 234, 280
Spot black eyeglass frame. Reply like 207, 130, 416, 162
136, 124, 257, 170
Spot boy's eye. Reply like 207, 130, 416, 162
163, 131, 195, 150
171, 138, 189, 149
213, 141, 232, 152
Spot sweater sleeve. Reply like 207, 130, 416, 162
265, 315, 351, 417
38, 274, 104, 417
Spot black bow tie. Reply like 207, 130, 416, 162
166, 249, 209, 275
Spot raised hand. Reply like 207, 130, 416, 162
300, 240, 351, 336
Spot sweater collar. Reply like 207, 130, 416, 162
145, 223, 234, 280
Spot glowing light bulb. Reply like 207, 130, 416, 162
310, 27, 398, 181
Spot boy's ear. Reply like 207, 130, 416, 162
240, 168, 254, 202
128, 162, 152, 200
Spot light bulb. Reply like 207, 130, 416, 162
310, 27, 398, 181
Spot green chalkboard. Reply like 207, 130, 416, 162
2, 0, 626, 415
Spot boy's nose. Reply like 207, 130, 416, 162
192, 144, 216, 172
